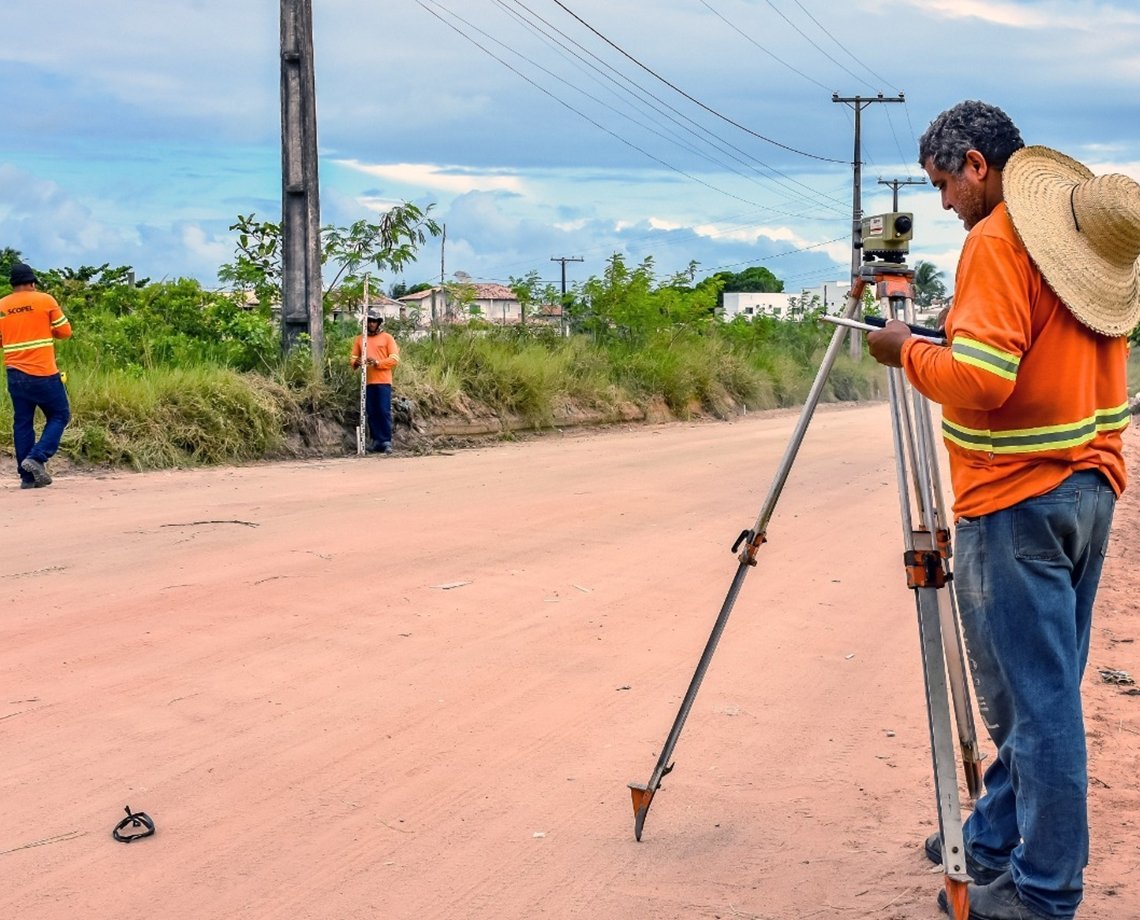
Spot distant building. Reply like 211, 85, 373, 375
397, 283, 560, 328
797, 280, 852, 314
721, 291, 794, 321
355, 293, 405, 324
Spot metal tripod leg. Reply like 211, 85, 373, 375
891, 299, 985, 798
627, 281, 868, 841
879, 283, 970, 918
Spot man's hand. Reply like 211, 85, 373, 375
866, 319, 911, 368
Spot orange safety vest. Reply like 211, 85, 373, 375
0, 289, 72, 376
901, 202, 1129, 520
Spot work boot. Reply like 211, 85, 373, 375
925, 831, 1006, 886
20, 458, 52, 487
937, 871, 1051, 919
381, 441, 393, 454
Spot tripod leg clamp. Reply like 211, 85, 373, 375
904, 549, 949, 589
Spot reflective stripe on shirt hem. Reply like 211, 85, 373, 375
3, 338, 54, 354
943, 403, 1131, 454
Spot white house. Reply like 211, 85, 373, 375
721, 291, 793, 321
397, 283, 561, 328
797, 280, 853, 314
396, 283, 517, 325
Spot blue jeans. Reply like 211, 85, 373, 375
7, 368, 71, 485
954, 469, 1116, 919
365, 383, 392, 447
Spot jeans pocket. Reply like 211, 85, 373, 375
1012, 491, 1078, 561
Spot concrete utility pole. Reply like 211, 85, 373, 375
832, 92, 905, 357
280, 0, 323, 360
550, 256, 583, 337
878, 176, 928, 211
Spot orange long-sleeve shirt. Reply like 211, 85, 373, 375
0, 289, 72, 375
351, 330, 399, 385
901, 202, 1129, 520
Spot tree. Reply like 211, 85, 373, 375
913, 260, 947, 308
509, 270, 559, 327
1, 247, 25, 285
218, 202, 442, 314
712, 266, 784, 294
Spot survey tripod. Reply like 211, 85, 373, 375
627, 259, 985, 919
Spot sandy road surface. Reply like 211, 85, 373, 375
3, 404, 1138, 920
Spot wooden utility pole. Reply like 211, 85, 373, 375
550, 256, 583, 337
280, 0, 323, 359
878, 176, 928, 211
832, 92, 905, 358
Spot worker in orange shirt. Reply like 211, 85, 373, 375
0, 263, 73, 489
869, 102, 1138, 920
351, 308, 399, 454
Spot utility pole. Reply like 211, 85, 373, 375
878, 176, 928, 211
832, 92, 905, 357
551, 256, 583, 337
280, 0, 323, 360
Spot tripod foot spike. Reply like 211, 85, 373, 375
628, 783, 654, 841
945, 877, 969, 920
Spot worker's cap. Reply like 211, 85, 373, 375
366, 308, 384, 322
9, 263, 37, 286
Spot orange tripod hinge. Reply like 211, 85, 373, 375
628, 784, 653, 816
904, 548, 948, 588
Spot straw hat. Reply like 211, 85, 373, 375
1003, 145, 1140, 336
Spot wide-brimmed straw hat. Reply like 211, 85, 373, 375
1003, 145, 1140, 337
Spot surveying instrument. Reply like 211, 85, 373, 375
627, 212, 983, 919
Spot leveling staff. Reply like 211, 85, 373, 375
869, 102, 1139, 920
0, 262, 73, 489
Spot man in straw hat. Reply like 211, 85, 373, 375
868, 100, 1139, 919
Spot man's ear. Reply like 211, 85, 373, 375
963, 149, 989, 180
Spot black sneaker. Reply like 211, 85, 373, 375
926, 831, 1006, 886
19, 458, 52, 487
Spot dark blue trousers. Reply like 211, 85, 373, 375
7, 368, 71, 485
365, 383, 392, 448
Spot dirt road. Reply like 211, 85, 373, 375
3, 404, 1138, 919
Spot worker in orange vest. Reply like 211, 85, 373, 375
0, 263, 73, 489
351, 308, 400, 454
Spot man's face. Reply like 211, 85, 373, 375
367, 319, 382, 334
923, 156, 989, 231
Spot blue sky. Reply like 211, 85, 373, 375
3, 0, 1139, 298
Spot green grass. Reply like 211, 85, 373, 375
58, 366, 285, 468
0, 326, 892, 472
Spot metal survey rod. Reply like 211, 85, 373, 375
819, 313, 946, 345
627, 281, 868, 841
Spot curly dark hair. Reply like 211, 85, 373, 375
918, 101, 1025, 174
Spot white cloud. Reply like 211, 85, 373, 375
334, 160, 526, 196
902, 0, 1140, 28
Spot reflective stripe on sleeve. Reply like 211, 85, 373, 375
950, 336, 1021, 381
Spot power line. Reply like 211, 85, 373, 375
697, 0, 832, 92
493, 0, 846, 214
417, 1, 843, 220
547, 0, 846, 163
786, 0, 898, 92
